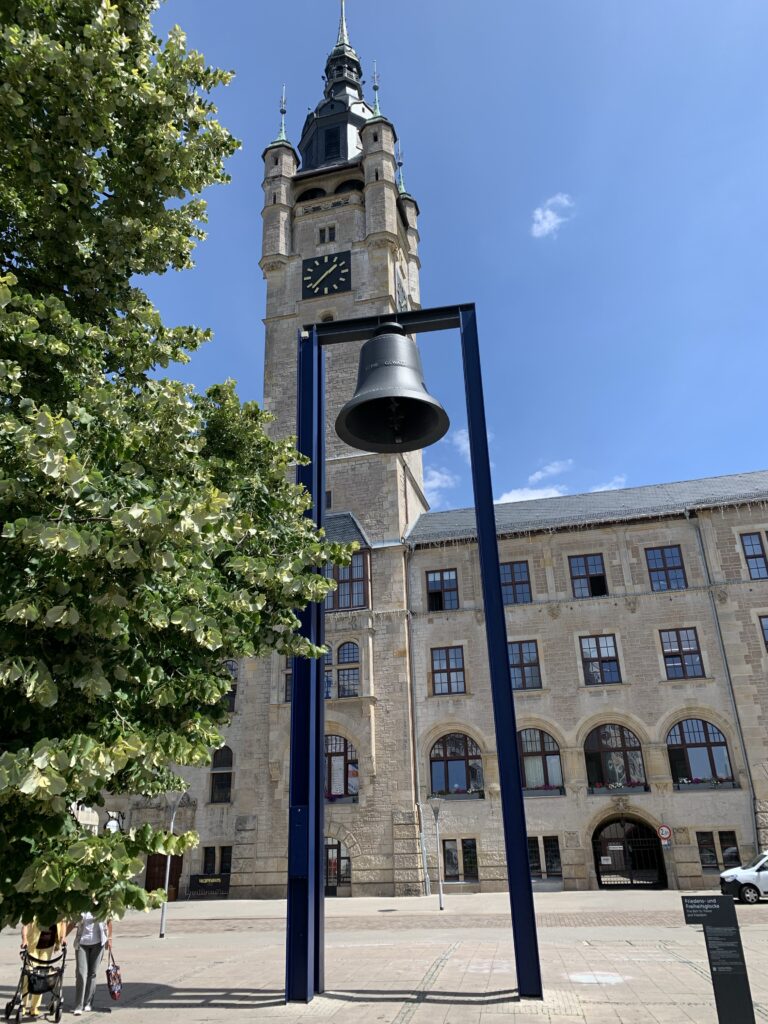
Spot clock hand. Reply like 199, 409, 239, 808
313, 262, 338, 288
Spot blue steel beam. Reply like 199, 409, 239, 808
285, 328, 323, 1002
459, 306, 543, 999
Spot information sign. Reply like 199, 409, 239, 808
682, 895, 754, 1024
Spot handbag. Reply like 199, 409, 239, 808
105, 950, 122, 1001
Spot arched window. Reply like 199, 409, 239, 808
325, 735, 358, 800
429, 733, 484, 797
666, 719, 734, 785
297, 187, 326, 202
584, 724, 647, 791
210, 746, 233, 804
335, 179, 364, 194
518, 729, 563, 792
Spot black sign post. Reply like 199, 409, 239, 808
682, 895, 755, 1024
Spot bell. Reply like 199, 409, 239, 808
335, 322, 450, 453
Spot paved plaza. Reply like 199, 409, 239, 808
1, 890, 765, 1023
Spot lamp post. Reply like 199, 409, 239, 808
158, 790, 185, 939
426, 795, 444, 911
286, 304, 543, 1002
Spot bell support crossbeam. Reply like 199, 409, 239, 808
285, 302, 543, 1003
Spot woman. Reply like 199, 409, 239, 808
69, 911, 113, 1015
19, 919, 66, 1019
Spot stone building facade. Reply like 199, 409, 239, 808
116, 8, 768, 898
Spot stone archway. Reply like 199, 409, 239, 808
592, 816, 667, 889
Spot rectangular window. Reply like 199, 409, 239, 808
500, 561, 532, 604
337, 667, 360, 698
325, 490, 332, 510
719, 831, 740, 869
203, 846, 216, 875
319, 228, 326, 244
569, 554, 608, 598
284, 668, 292, 703
426, 569, 459, 611
326, 551, 369, 611
324, 126, 341, 161
210, 771, 232, 805
324, 652, 333, 699
696, 831, 719, 872
328, 225, 336, 242
543, 836, 562, 877
580, 634, 621, 685
508, 640, 542, 690
741, 533, 768, 580
527, 837, 542, 878
224, 685, 237, 713
660, 628, 704, 679
219, 846, 233, 875
646, 545, 687, 591
462, 838, 479, 881
443, 839, 459, 881
431, 646, 466, 695
760, 616, 768, 650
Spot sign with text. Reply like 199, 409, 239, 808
188, 873, 231, 899
682, 895, 754, 1024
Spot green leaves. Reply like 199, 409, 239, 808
0, 0, 347, 931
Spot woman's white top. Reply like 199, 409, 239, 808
75, 912, 108, 948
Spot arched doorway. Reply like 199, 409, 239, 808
592, 817, 667, 889
324, 838, 351, 897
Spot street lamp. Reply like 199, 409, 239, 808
426, 795, 444, 911
285, 305, 542, 1003
158, 790, 185, 939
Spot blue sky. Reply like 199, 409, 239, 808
148, 0, 768, 510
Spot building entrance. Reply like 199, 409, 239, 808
324, 839, 351, 897
592, 817, 667, 889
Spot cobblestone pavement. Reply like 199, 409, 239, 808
1, 891, 766, 1023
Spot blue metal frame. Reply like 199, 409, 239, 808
285, 305, 542, 1003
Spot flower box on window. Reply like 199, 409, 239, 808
523, 785, 565, 797
673, 778, 737, 791
588, 781, 649, 795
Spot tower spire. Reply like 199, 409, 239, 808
273, 84, 287, 143
337, 0, 349, 47
396, 141, 407, 194
372, 60, 381, 115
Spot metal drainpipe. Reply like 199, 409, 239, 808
404, 543, 432, 895
690, 513, 761, 854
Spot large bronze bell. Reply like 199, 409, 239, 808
335, 322, 450, 453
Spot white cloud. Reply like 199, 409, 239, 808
496, 485, 568, 504
528, 459, 574, 485
590, 475, 627, 493
423, 466, 459, 508
531, 193, 575, 239
449, 427, 471, 465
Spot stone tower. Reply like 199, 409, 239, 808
259, 1, 428, 542
255, 2, 430, 896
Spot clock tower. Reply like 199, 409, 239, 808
256, 1, 431, 899
259, 1, 428, 541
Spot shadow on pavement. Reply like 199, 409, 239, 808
1, 984, 286, 1011
323, 988, 520, 1006
2, 983, 519, 1011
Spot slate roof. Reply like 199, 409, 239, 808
406, 470, 768, 548
324, 512, 369, 547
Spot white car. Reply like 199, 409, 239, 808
720, 850, 768, 904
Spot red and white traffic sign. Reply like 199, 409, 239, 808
657, 824, 672, 841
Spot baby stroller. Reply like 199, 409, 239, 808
4, 945, 67, 1023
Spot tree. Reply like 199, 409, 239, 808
0, 0, 344, 927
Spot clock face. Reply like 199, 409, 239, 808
302, 251, 352, 300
